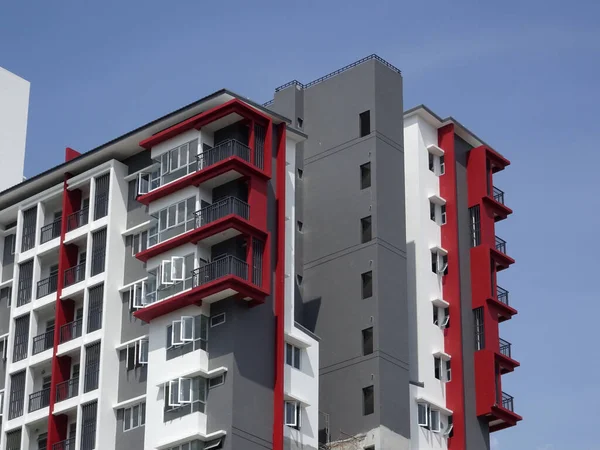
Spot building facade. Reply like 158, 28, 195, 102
0, 55, 519, 450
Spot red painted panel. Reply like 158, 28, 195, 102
65, 147, 81, 162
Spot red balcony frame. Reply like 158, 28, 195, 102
489, 403, 523, 432
496, 350, 520, 375
482, 195, 513, 222
491, 246, 515, 272
135, 214, 267, 263
486, 297, 518, 323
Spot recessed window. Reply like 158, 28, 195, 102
434, 356, 451, 382
440, 205, 447, 225
428, 152, 445, 176
297, 168, 303, 179
430, 202, 436, 222
469, 206, 481, 247
297, 117, 303, 129
210, 313, 226, 328
296, 274, 303, 286
285, 401, 301, 429
297, 221, 303, 232
359, 111, 371, 138
430, 409, 441, 432
123, 402, 146, 431
362, 385, 374, 415
440, 155, 445, 175
361, 271, 373, 299
474, 307, 485, 350
360, 163, 371, 189
428, 153, 435, 172
433, 306, 450, 328
418, 403, 429, 427
431, 252, 448, 275
286, 343, 301, 369
362, 327, 374, 355
361, 216, 372, 243
209, 374, 225, 388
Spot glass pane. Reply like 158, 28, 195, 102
182, 316, 194, 341
180, 378, 191, 402
167, 205, 177, 228
286, 343, 293, 366
132, 405, 139, 427
170, 149, 179, 171
159, 209, 168, 231
124, 408, 131, 430
177, 201, 186, 225
294, 346, 301, 369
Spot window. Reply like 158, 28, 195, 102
440, 205, 447, 225
165, 377, 206, 410
296, 274, 303, 286
3, 234, 15, 264
359, 111, 371, 137
123, 402, 146, 431
434, 356, 451, 382
166, 315, 208, 352
418, 403, 444, 432
469, 206, 481, 247
362, 327, 374, 355
0, 335, 6, 360
430, 202, 436, 221
433, 306, 449, 328
362, 385, 374, 415
297, 221, 303, 232
431, 252, 448, 275
428, 152, 445, 176
286, 343, 301, 369
209, 374, 225, 388
0, 390, 4, 416
125, 338, 148, 370
158, 140, 197, 177
440, 155, 445, 175
418, 403, 429, 427
430, 203, 447, 225
285, 401, 301, 428
155, 196, 196, 238
297, 117, 303, 128
360, 162, 371, 189
361, 216, 372, 243
474, 307, 485, 350
434, 356, 441, 380
297, 168, 303, 179
210, 313, 226, 327
430, 409, 441, 432
1, 286, 11, 308
160, 256, 186, 285
131, 231, 149, 255
361, 271, 373, 299
428, 153, 435, 172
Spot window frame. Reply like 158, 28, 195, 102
208, 374, 225, 389
285, 401, 301, 428
430, 409, 441, 432
362, 385, 375, 416
285, 343, 301, 370
123, 402, 146, 432
360, 162, 371, 190
181, 316, 195, 342
210, 313, 226, 328
418, 403, 429, 427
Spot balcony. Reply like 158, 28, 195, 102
40, 218, 62, 244
483, 186, 512, 221
32, 329, 54, 355
56, 377, 79, 403
497, 338, 519, 374
490, 391, 522, 432
53, 437, 75, 450
67, 207, 89, 232
28, 387, 51, 412
64, 262, 86, 287
135, 254, 268, 322
137, 139, 269, 206
37, 273, 58, 299
60, 318, 83, 343
136, 196, 259, 263
488, 285, 517, 323
491, 236, 514, 271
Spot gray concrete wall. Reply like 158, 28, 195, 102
120, 293, 148, 344
272, 59, 408, 444
455, 135, 490, 450
0, 287, 10, 335
115, 408, 145, 450
117, 349, 147, 403
123, 236, 148, 285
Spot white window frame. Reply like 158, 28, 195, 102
435, 252, 448, 275
440, 204, 447, 225
285, 401, 300, 427
172, 320, 183, 346
286, 343, 301, 370
417, 403, 429, 427
430, 409, 441, 432
204, 439, 223, 450
137, 173, 150, 195
440, 155, 445, 175
0, 335, 7, 360
445, 359, 452, 382
181, 316, 194, 342
179, 377, 192, 404
157, 197, 195, 233
168, 379, 180, 407
123, 402, 146, 432
130, 282, 146, 309
443, 421, 454, 436
161, 260, 173, 285
440, 308, 450, 328
210, 313, 226, 327
171, 256, 185, 282
139, 339, 149, 364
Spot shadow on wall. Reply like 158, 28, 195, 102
301, 297, 322, 334
406, 241, 419, 382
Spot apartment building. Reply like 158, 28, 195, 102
0, 55, 520, 450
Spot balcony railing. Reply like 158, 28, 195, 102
499, 338, 512, 358
501, 392, 514, 412
493, 186, 505, 205
496, 286, 509, 306
84, 362, 100, 392
67, 207, 89, 232
53, 437, 75, 450
197, 139, 251, 170
40, 218, 62, 244
37, 273, 58, 299
8, 389, 24, 419
192, 255, 248, 288
194, 196, 250, 228
64, 262, 86, 287
87, 306, 102, 333
28, 387, 51, 412
56, 377, 79, 402
60, 318, 83, 343
495, 236, 507, 254
32, 329, 54, 355
22, 230, 36, 252
17, 278, 33, 306
94, 193, 109, 220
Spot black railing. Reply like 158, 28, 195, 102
64, 262, 86, 287
495, 236, 507, 254
90, 249, 105, 276
94, 193, 109, 220
22, 231, 36, 252
87, 307, 102, 333
67, 207, 89, 231
493, 186, 505, 205
197, 139, 251, 169
81, 431, 96, 450
194, 197, 250, 228
53, 437, 76, 450
8, 389, 24, 419
497, 286, 509, 306
501, 392, 514, 412
37, 273, 58, 299
499, 338, 512, 358
40, 218, 62, 244
56, 378, 79, 402
13, 333, 29, 362
84, 362, 100, 392
17, 278, 33, 306
28, 387, 51, 412
192, 255, 248, 288
60, 318, 83, 343
32, 329, 54, 355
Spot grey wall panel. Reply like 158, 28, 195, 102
123, 152, 154, 175
117, 350, 147, 403
284, 436, 318, 450
114, 408, 145, 450
120, 294, 148, 343
212, 179, 248, 202
0, 360, 5, 390
2, 261, 13, 283
123, 238, 147, 285
0, 291, 10, 335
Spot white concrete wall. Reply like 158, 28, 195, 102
0, 67, 28, 192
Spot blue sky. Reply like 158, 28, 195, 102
1, 1, 597, 448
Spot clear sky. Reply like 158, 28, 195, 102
1, 1, 597, 448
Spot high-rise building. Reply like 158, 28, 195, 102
0, 55, 520, 450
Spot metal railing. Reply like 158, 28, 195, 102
22, 230, 36, 252
67, 207, 89, 231
53, 437, 76, 450
87, 307, 102, 332
499, 338, 512, 358
84, 362, 100, 392
197, 139, 251, 170
493, 186, 505, 205
501, 392, 514, 412
56, 378, 79, 402
17, 278, 33, 306
12, 333, 29, 362
495, 236, 507, 254
496, 286, 509, 306
94, 193, 108, 220
40, 218, 62, 244
32, 329, 54, 355
37, 273, 58, 298
90, 249, 105, 276
192, 255, 248, 288
8, 389, 24, 419
60, 318, 83, 343
28, 387, 51, 412
64, 262, 86, 287
194, 197, 250, 228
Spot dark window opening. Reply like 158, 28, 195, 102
359, 111, 371, 138
429, 153, 435, 172
361, 271, 372, 299
362, 385, 374, 415
434, 357, 441, 380
361, 216, 372, 243
297, 117, 303, 129
297, 221, 303, 232
430, 202, 436, 222
360, 163, 371, 189
440, 155, 445, 175
362, 327, 374, 355
297, 168, 303, 179
469, 206, 481, 247
474, 307, 485, 350
296, 274, 303, 286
